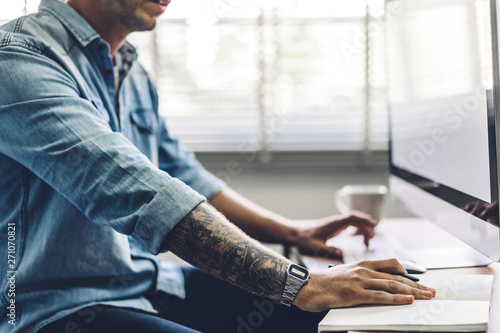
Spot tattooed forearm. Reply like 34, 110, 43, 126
163, 202, 290, 299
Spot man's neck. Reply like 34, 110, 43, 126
66, 0, 128, 57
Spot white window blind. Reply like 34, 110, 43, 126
3, 0, 389, 156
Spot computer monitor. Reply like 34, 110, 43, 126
387, 0, 500, 264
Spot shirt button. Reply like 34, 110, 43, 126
105, 69, 113, 76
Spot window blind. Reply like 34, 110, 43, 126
3, 0, 389, 158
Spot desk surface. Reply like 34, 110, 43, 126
303, 218, 500, 333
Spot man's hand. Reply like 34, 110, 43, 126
293, 259, 436, 312
208, 188, 377, 253
291, 212, 377, 258
163, 203, 436, 311
464, 200, 499, 225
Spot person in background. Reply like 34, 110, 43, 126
0, 0, 436, 332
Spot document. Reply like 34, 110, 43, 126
318, 274, 494, 332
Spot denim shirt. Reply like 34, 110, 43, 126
0, 0, 225, 332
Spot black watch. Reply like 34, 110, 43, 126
280, 263, 310, 307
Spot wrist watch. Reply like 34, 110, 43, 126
280, 263, 310, 307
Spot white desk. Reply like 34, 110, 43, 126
303, 218, 500, 333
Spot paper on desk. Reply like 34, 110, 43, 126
319, 301, 490, 332
318, 274, 494, 333
418, 274, 493, 302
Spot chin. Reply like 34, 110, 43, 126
143, 21, 157, 31
142, 18, 158, 31
125, 13, 159, 32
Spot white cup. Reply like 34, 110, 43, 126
335, 185, 388, 223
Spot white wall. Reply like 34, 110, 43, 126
215, 166, 414, 220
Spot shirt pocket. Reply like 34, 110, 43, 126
130, 109, 158, 134
127, 108, 159, 165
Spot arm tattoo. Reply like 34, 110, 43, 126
163, 202, 290, 299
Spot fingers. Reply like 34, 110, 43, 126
359, 259, 436, 294
381, 272, 436, 296
336, 212, 377, 245
367, 259, 436, 298
364, 277, 435, 300
297, 260, 437, 311
350, 260, 437, 303
341, 211, 377, 229
359, 258, 407, 275
362, 230, 374, 247
316, 212, 376, 241
480, 202, 498, 219
354, 276, 435, 306
358, 290, 415, 305
313, 241, 343, 258
464, 201, 498, 219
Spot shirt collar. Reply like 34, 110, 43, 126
114, 42, 139, 91
38, 0, 138, 60
119, 41, 139, 64
38, 0, 101, 48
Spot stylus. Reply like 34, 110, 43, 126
392, 273, 420, 282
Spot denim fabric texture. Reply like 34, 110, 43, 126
0, 0, 225, 332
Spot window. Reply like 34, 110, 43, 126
3, 0, 388, 156
129, 0, 388, 153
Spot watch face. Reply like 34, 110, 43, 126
288, 264, 309, 280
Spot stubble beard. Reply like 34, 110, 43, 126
103, 0, 158, 32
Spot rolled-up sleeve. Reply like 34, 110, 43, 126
132, 178, 204, 254
0, 35, 204, 255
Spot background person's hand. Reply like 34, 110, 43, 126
291, 212, 377, 258
293, 259, 436, 312
464, 200, 499, 225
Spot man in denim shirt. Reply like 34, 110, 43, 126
0, 0, 436, 332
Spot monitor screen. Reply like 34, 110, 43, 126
387, 0, 500, 261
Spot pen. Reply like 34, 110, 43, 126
328, 264, 420, 282
392, 273, 420, 282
